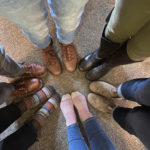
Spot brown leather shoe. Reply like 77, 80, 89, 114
40, 41, 62, 76
11, 78, 42, 96
60, 43, 77, 72
21, 62, 47, 77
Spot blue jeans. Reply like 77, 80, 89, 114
112, 78, 150, 149
0, 0, 88, 49
67, 117, 116, 150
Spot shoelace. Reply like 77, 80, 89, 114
13, 79, 26, 91
43, 49, 58, 66
24, 64, 32, 74
20, 62, 32, 74
61, 45, 75, 61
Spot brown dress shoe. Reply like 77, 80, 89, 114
21, 62, 47, 77
40, 41, 62, 76
60, 43, 77, 72
11, 78, 42, 96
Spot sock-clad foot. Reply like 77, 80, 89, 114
60, 43, 77, 72
16, 85, 56, 113
11, 78, 42, 96
0, 86, 56, 133
21, 62, 47, 77
40, 40, 62, 76
29, 93, 61, 131
60, 94, 77, 126
71, 91, 93, 122
88, 93, 116, 114
90, 81, 119, 99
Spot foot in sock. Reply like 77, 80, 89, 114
71, 91, 93, 122
16, 85, 56, 114
29, 93, 61, 131
60, 94, 77, 126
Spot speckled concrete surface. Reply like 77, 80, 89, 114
0, 0, 148, 150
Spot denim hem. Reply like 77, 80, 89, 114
58, 39, 73, 45
84, 117, 95, 124
67, 123, 78, 129
117, 84, 125, 99
34, 35, 51, 49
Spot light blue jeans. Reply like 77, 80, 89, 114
0, 0, 88, 49
67, 117, 116, 150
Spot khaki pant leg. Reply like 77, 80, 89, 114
105, 0, 150, 43
127, 21, 150, 61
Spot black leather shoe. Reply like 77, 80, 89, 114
78, 24, 123, 72
78, 49, 105, 72
85, 62, 114, 81
85, 44, 137, 81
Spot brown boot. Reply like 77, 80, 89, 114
88, 93, 116, 114
11, 78, 42, 96
90, 81, 120, 99
21, 62, 47, 77
60, 42, 77, 72
40, 41, 62, 76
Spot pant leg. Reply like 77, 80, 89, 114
0, 123, 37, 150
112, 106, 150, 149
84, 117, 116, 150
0, 103, 21, 133
0, 83, 15, 105
67, 123, 89, 150
117, 78, 150, 107
127, 21, 150, 61
105, 0, 150, 43
0, 0, 50, 49
47, 0, 88, 44
0, 46, 24, 78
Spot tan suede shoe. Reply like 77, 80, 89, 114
90, 81, 119, 99
21, 62, 47, 77
40, 41, 62, 76
11, 78, 42, 96
88, 93, 116, 114
60, 43, 77, 72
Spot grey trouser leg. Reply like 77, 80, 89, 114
0, 45, 25, 104
0, 45, 24, 78
105, 0, 150, 61
0, 83, 15, 104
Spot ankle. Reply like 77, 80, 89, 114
79, 109, 93, 122
72, 91, 93, 121
61, 94, 77, 126
16, 101, 27, 114
29, 119, 41, 132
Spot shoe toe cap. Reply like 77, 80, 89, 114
85, 70, 99, 81
78, 58, 91, 72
